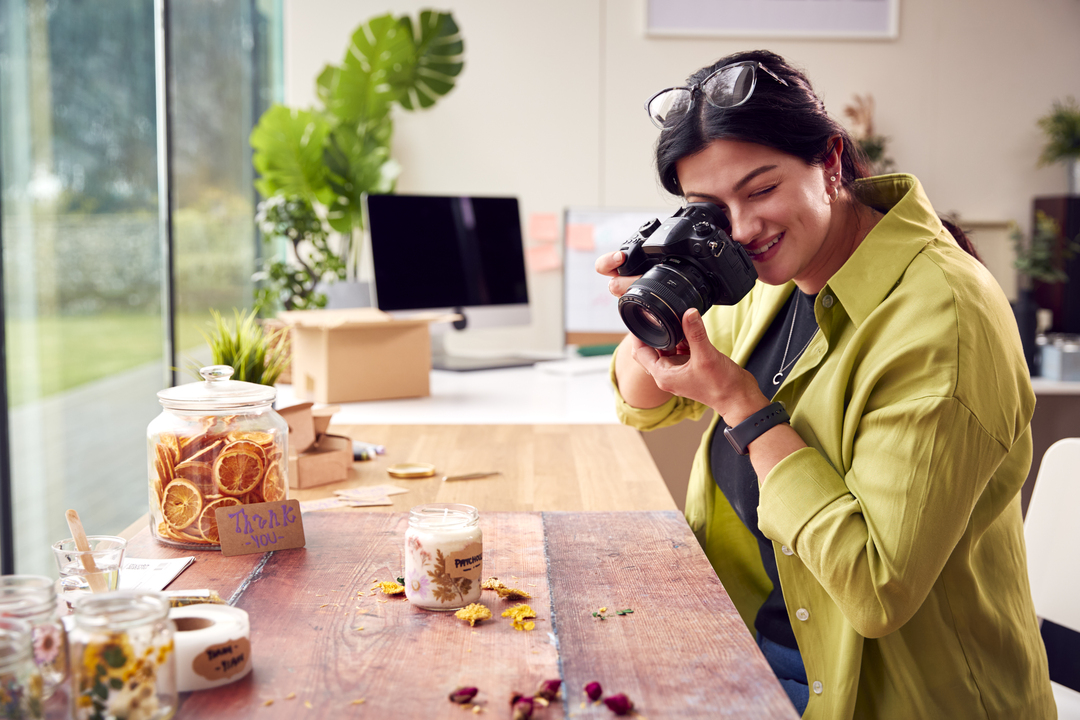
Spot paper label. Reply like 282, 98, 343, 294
216, 499, 306, 556
446, 541, 483, 581
192, 636, 251, 681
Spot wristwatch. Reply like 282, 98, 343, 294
724, 402, 790, 455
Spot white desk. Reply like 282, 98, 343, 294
275, 356, 619, 424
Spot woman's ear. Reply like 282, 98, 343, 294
824, 135, 844, 177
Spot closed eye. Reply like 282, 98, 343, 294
750, 185, 776, 198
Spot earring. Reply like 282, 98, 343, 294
822, 175, 839, 205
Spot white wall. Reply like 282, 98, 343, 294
285, 0, 1080, 355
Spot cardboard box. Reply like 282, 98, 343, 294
277, 402, 352, 489
277, 308, 454, 403
287, 434, 353, 490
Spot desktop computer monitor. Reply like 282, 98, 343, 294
365, 193, 535, 371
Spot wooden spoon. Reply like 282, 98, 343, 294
65, 509, 109, 594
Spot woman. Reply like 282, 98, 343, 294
597, 50, 1054, 719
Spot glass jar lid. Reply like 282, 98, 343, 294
72, 591, 170, 631
157, 365, 276, 411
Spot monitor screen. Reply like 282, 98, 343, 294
366, 194, 529, 314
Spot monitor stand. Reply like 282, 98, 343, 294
430, 334, 538, 372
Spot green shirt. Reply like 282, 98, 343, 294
613, 175, 1055, 719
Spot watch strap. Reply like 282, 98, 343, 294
724, 402, 790, 455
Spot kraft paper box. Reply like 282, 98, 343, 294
277, 402, 316, 455
277, 308, 455, 404
287, 434, 353, 490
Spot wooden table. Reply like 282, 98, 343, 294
291, 424, 680, 512
99, 511, 796, 719
86, 425, 795, 718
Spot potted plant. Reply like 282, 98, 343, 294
1037, 97, 1080, 194
192, 307, 292, 386
1009, 210, 1080, 371
250, 9, 465, 312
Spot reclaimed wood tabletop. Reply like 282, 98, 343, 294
68, 510, 797, 719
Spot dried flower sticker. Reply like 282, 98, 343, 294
501, 604, 537, 632
455, 603, 493, 627
430, 549, 474, 604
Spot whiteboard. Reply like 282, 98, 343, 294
563, 207, 674, 335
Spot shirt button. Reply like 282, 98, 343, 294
822, 294, 834, 308
813, 681, 823, 695
781, 545, 793, 555
795, 608, 810, 622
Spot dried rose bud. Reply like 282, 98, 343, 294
603, 693, 634, 716
536, 679, 562, 701
511, 697, 534, 720
448, 687, 478, 704
509, 691, 524, 706
584, 681, 603, 702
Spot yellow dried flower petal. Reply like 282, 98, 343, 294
285, 692, 296, 700
352, 699, 366, 705
263, 700, 274, 707
494, 586, 532, 601
502, 604, 537, 631
455, 603, 493, 626
377, 580, 406, 595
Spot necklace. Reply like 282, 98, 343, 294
772, 299, 816, 386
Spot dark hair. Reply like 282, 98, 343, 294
655, 49, 981, 261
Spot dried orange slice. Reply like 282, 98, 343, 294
197, 497, 242, 543
262, 464, 285, 503
179, 440, 223, 466
174, 460, 215, 497
159, 432, 181, 465
162, 478, 203, 530
213, 445, 265, 496
155, 444, 175, 483
228, 430, 275, 447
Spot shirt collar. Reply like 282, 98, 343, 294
824, 174, 944, 328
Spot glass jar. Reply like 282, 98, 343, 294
69, 591, 176, 720
0, 617, 44, 720
148, 364, 289, 549
404, 503, 483, 610
0, 576, 67, 699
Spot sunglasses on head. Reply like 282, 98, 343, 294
645, 60, 789, 130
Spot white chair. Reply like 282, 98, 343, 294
1025, 437, 1080, 717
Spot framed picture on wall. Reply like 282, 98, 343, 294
645, 0, 900, 40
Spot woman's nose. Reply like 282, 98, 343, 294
727, 209, 759, 246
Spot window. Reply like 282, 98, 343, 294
0, 0, 281, 575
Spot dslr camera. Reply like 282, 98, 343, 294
617, 202, 757, 350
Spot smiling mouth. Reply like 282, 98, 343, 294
746, 232, 784, 257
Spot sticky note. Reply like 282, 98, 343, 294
528, 213, 559, 243
525, 244, 562, 273
566, 223, 595, 251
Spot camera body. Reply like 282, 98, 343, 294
616, 202, 757, 350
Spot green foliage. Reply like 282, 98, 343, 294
1038, 97, 1080, 166
194, 307, 291, 387
253, 195, 345, 312
249, 9, 464, 305
1010, 210, 1080, 285
855, 135, 896, 175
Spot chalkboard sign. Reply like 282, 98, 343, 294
562, 207, 673, 341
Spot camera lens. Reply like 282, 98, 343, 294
618, 262, 708, 350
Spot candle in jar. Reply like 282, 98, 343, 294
404, 504, 483, 610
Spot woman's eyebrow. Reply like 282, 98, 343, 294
733, 165, 778, 192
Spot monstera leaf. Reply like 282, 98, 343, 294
250, 105, 333, 206
319, 13, 416, 125
323, 118, 399, 234
398, 11, 465, 110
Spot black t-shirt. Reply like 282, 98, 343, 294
708, 288, 818, 649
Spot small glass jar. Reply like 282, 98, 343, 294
404, 503, 483, 610
148, 365, 289, 549
0, 575, 67, 700
0, 617, 44, 720
69, 591, 176, 720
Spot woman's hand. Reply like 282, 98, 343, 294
631, 308, 769, 427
